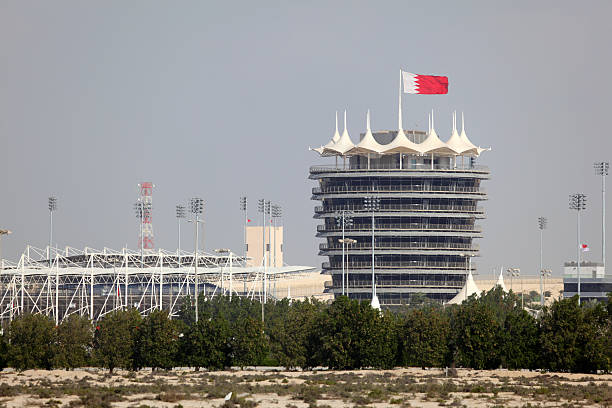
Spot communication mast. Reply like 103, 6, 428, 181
138, 182, 154, 251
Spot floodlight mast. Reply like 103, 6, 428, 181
336, 211, 353, 296
257, 199, 270, 321
538, 217, 547, 306
569, 193, 587, 305
134, 201, 144, 262
176, 205, 186, 266
48, 196, 57, 267
189, 197, 204, 322
364, 196, 381, 309
594, 162, 608, 271
0, 229, 11, 271
272, 204, 282, 269
240, 196, 248, 261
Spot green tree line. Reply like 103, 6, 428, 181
1, 289, 610, 373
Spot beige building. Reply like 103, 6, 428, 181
246, 225, 283, 267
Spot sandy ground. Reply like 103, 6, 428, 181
0, 367, 609, 407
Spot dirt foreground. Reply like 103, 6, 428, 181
0, 367, 609, 408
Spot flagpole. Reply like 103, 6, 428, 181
398, 69, 403, 169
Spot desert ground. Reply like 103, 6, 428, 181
0, 367, 609, 408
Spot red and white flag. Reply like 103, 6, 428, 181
402, 71, 449, 94
580, 244, 589, 252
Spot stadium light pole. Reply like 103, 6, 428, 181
506, 267, 521, 305
189, 197, 204, 322
540, 269, 552, 305
336, 211, 353, 296
594, 162, 608, 271
257, 199, 270, 321
569, 193, 586, 305
272, 204, 282, 268
48, 196, 57, 266
364, 196, 381, 309
538, 217, 547, 306
176, 205, 186, 266
0, 229, 11, 271
344, 238, 357, 296
240, 196, 248, 262
134, 200, 144, 262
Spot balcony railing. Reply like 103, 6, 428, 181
320, 242, 479, 251
310, 163, 489, 173
315, 204, 484, 214
317, 223, 481, 233
313, 185, 485, 195
342, 280, 464, 288
322, 260, 470, 269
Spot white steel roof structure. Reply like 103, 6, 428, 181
0, 245, 316, 323
346, 110, 384, 155
446, 271, 481, 304
495, 269, 508, 292
311, 109, 491, 159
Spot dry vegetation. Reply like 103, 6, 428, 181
0, 368, 609, 408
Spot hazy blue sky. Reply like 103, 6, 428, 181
1, 1, 612, 279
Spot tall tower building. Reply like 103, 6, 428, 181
310, 105, 490, 307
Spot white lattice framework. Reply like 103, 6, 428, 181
0, 245, 314, 324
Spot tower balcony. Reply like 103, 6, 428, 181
319, 242, 479, 252
316, 223, 482, 234
312, 185, 486, 195
314, 204, 484, 215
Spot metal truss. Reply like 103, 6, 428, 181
0, 245, 311, 324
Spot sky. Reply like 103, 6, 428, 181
1, 1, 612, 279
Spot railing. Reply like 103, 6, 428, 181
310, 164, 489, 173
320, 242, 479, 251
343, 280, 464, 288
315, 204, 484, 213
322, 261, 469, 269
313, 185, 486, 194
317, 223, 482, 233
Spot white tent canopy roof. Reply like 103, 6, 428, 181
327, 110, 355, 155
496, 269, 508, 292
447, 271, 481, 304
311, 109, 490, 159
446, 111, 472, 155
346, 110, 385, 155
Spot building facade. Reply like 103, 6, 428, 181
310, 110, 489, 307
246, 225, 283, 267
563, 261, 612, 302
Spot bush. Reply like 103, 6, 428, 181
8, 313, 55, 370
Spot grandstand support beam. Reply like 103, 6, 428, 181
0, 245, 311, 323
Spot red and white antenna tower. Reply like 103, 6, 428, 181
138, 182, 154, 250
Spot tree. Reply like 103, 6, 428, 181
400, 307, 449, 368
308, 296, 359, 369
54, 314, 92, 369
539, 296, 583, 372
448, 300, 501, 369
137, 310, 180, 370
7, 313, 55, 370
575, 302, 610, 373
499, 308, 538, 369
268, 298, 320, 369
182, 315, 231, 370
355, 306, 398, 369
93, 309, 142, 373
0, 331, 9, 371
231, 316, 267, 368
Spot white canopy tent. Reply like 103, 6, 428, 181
446, 271, 481, 304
